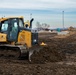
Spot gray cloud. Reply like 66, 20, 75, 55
0, 0, 76, 10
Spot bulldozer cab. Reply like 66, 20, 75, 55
0, 17, 24, 42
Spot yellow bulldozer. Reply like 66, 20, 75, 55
0, 16, 38, 61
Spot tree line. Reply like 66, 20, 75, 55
36, 22, 50, 30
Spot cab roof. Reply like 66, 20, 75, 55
0, 16, 24, 22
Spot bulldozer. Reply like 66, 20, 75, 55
0, 16, 38, 61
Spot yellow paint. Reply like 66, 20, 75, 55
0, 33, 7, 42
18, 30, 31, 48
24, 21, 30, 27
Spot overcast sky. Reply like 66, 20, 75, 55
0, 0, 76, 10
0, 0, 76, 28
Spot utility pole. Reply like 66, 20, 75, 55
62, 11, 64, 29
30, 13, 32, 20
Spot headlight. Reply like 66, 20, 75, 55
33, 39, 36, 42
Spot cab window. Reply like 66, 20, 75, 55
19, 19, 24, 27
1, 20, 8, 32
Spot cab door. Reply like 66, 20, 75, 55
8, 18, 19, 41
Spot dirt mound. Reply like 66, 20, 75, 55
31, 32, 76, 64
31, 45, 65, 64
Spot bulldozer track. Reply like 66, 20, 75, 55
0, 45, 28, 60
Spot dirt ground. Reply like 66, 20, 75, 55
0, 31, 76, 75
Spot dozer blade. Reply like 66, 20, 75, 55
28, 45, 43, 62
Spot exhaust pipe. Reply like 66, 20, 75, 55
30, 18, 34, 28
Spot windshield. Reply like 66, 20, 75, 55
1, 20, 8, 32
19, 19, 24, 27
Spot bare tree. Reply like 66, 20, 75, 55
36, 22, 41, 30
36, 21, 50, 30
42, 23, 50, 30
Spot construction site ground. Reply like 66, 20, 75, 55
0, 31, 76, 75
